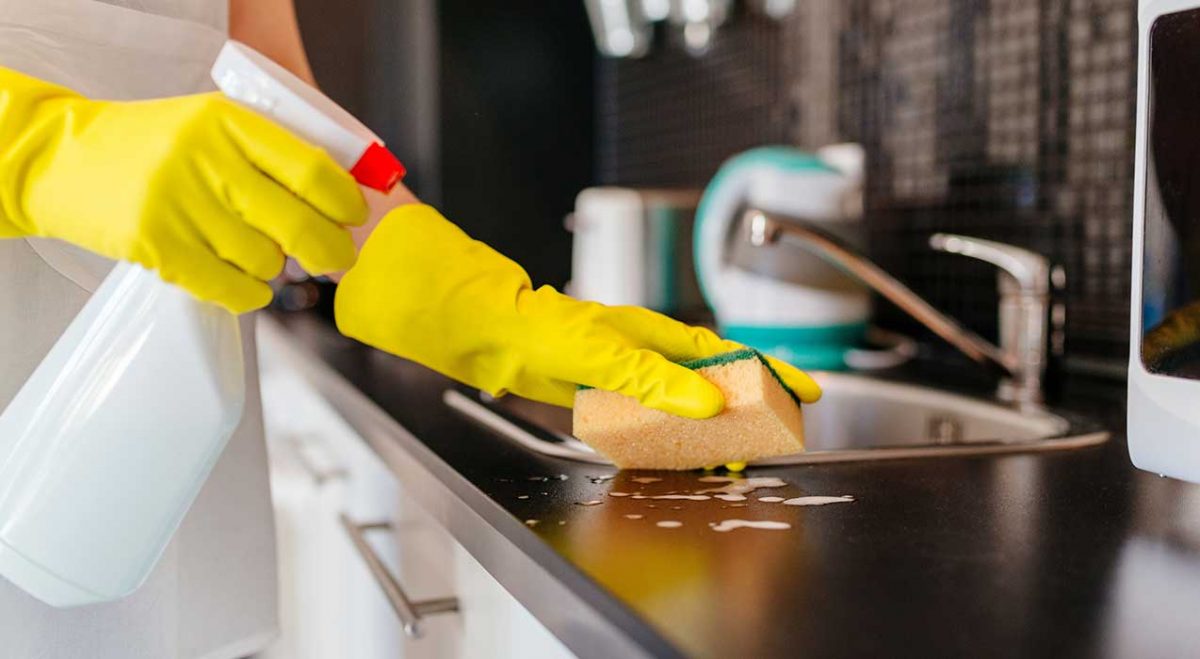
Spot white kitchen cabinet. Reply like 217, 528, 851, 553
260, 349, 371, 659
258, 331, 574, 659
446, 545, 574, 659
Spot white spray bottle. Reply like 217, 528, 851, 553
0, 41, 404, 607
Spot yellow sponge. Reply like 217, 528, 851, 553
572, 349, 805, 470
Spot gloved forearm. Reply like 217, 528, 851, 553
335, 204, 821, 419
0, 66, 367, 313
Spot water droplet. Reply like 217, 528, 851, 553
624, 514, 644, 520
517, 495, 530, 500
525, 519, 539, 526
608, 492, 630, 497
656, 520, 683, 528
632, 476, 663, 484
576, 500, 604, 506
758, 496, 785, 503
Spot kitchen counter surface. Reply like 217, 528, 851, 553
267, 313, 1200, 658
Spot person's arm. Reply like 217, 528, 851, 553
229, 0, 316, 86
336, 203, 823, 419
233, 1, 823, 419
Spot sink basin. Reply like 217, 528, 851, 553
443, 372, 1109, 465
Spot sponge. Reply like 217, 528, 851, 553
572, 349, 805, 470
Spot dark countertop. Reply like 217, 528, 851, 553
268, 312, 1200, 659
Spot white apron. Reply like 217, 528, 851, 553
0, 1, 278, 657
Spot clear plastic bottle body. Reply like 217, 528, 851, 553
0, 39, 401, 608
0, 263, 244, 605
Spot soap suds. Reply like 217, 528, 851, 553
710, 520, 791, 532
650, 494, 711, 501
576, 500, 604, 506
714, 493, 747, 502
656, 520, 683, 528
697, 476, 788, 497
608, 492, 630, 497
624, 514, 644, 520
632, 477, 663, 484
525, 519, 539, 526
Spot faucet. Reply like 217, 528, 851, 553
741, 208, 1057, 405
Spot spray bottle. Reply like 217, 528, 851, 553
0, 41, 403, 607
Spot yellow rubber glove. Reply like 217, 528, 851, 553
335, 205, 821, 419
0, 67, 367, 313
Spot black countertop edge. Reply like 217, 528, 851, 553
260, 318, 684, 659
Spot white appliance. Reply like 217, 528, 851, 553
1129, 0, 1200, 481
569, 187, 705, 317
0, 41, 403, 607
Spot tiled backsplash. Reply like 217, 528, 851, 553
598, 0, 1136, 374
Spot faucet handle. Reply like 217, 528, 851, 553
930, 233, 1055, 405
929, 234, 1050, 295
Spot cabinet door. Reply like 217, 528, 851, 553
272, 369, 461, 659
448, 545, 575, 659
260, 331, 574, 659
261, 362, 358, 659
267, 449, 351, 659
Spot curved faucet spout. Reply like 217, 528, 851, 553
741, 208, 1048, 402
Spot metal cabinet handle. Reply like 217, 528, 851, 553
339, 514, 459, 638
283, 434, 347, 486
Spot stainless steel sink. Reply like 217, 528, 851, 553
443, 371, 1109, 466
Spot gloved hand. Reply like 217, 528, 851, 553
335, 204, 821, 419
0, 67, 367, 313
